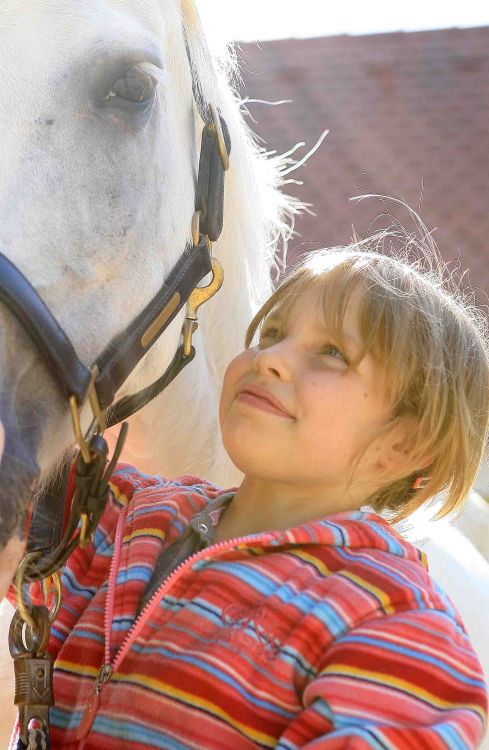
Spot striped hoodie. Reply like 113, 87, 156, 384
14, 465, 487, 749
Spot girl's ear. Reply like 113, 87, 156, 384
376, 416, 434, 479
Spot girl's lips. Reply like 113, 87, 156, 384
236, 389, 293, 418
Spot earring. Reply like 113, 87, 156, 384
412, 476, 431, 490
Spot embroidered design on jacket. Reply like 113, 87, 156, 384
218, 605, 283, 659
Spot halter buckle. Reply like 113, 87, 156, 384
183, 255, 224, 357
69, 366, 105, 464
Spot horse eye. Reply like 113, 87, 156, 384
105, 66, 157, 105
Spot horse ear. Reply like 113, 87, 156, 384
180, 0, 219, 121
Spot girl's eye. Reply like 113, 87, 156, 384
258, 327, 280, 346
321, 344, 348, 363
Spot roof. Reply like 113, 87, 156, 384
238, 27, 489, 302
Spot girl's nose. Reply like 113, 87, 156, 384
252, 342, 294, 381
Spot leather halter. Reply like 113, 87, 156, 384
1, 80, 230, 582
0, 237, 211, 409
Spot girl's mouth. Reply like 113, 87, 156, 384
236, 389, 292, 418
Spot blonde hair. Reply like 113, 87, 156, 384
245, 232, 489, 522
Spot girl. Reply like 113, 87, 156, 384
9, 236, 489, 749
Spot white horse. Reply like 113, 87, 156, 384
0, 1, 487, 747
0, 0, 295, 739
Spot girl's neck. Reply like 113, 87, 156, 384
213, 475, 365, 543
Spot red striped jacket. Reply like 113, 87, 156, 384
11, 465, 488, 748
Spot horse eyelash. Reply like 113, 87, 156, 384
137, 62, 167, 86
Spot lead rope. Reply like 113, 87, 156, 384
18, 727, 49, 750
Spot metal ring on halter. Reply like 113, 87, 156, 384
9, 605, 51, 658
15, 551, 43, 630
209, 103, 230, 172
41, 572, 62, 624
15, 555, 62, 630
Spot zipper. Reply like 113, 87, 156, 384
76, 503, 127, 741
77, 502, 272, 741
76, 664, 113, 740
95, 663, 113, 693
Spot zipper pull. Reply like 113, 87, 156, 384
95, 663, 113, 694
76, 664, 113, 740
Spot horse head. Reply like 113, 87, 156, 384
0, 0, 233, 554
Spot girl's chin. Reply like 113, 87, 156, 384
222, 439, 273, 475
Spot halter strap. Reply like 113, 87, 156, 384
0, 253, 92, 403
0, 239, 211, 409
7, 75, 230, 580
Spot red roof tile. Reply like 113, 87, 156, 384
239, 28, 489, 301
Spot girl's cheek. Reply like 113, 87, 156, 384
219, 350, 253, 426
226, 349, 255, 382
226, 351, 246, 380
302, 375, 329, 407
302, 373, 347, 418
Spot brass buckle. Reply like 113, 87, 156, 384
69, 366, 105, 464
209, 103, 230, 172
183, 256, 224, 357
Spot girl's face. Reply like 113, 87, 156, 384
219, 284, 404, 505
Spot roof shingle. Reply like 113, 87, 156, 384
239, 27, 489, 300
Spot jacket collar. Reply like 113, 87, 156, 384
209, 490, 426, 567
